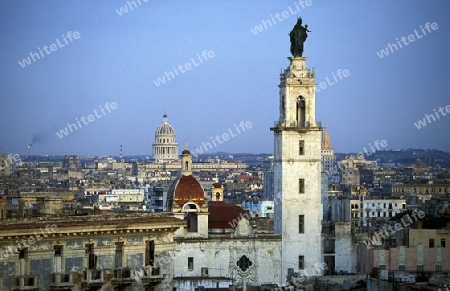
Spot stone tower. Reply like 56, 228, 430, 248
270, 56, 323, 282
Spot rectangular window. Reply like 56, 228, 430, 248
85, 244, 96, 269
399, 265, 405, 271
19, 248, 27, 259
188, 257, 194, 271
115, 242, 123, 268
441, 239, 446, 248
299, 215, 304, 233
429, 239, 435, 248
145, 240, 155, 266
298, 256, 304, 270
299, 179, 305, 194
299, 140, 304, 155
54, 245, 63, 257
54, 246, 63, 273
85, 244, 94, 255
417, 265, 424, 272
437, 265, 443, 272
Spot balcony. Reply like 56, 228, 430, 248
111, 267, 134, 288
81, 269, 104, 290
49, 273, 74, 291
12, 275, 39, 291
140, 266, 165, 288
271, 120, 322, 131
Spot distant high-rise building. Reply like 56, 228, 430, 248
63, 155, 80, 169
321, 131, 337, 174
262, 156, 275, 200
152, 114, 179, 163
271, 55, 323, 280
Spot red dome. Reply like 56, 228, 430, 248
167, 175, 205, 208
182, 149, 191, 155
212, 183, 222, 188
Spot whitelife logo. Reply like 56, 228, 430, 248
376, 22, 438, 59
315, 69, 350, 93
55, 102, 118, 139
18, 31, 81, 68
153, 50, 215, 87
0, 224, 58, 261
250, 0, 312, 35
191, 121, 253, 157
115, 0, 149, 16
414, 104, 450, 129
365, 211, 425, 246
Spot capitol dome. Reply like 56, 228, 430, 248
156, 114, 175, 136
152, 114, 179, 163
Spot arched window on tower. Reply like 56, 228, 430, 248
215, 192, 221, 201
183, 204, 199, 233
296, 95, 306, 127
185, 161, 189, 171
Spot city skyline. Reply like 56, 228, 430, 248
1, 1, 449, 156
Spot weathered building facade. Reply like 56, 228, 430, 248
0, 213, 185, 291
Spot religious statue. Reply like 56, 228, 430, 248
289, 18, 311, 57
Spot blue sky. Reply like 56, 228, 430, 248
0, 0, 449, 156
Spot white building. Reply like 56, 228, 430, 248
271, 56, 323, 281
104, 188, 145, 204
321, 131, 336, 174
152, 114, 179, 163
359, 198, 406, 227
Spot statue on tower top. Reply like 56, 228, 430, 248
289, 17, 311, 57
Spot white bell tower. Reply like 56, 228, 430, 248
271, 56, 323, 283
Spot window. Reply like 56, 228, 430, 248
115, 242, 123, 268
399, 265, 405, 271
437, 265, 443, 272
85, 244, 97, 269
188, 257, 194, 271
299, 179, 305, 194
19, 248, 27, 259
85, 243, 94, 255
429, 239, 435, 248
54, 246, 63, 273
54, 245, 62, 256
237, 255, 253, 272
417, 265, 424, 272
299, 140, 304, 155
145, 240, 155, 266
441, 239, 446, 248
299, 215, 304, 233
298, 256, 304, 270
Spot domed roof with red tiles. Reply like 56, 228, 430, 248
212, 183, 222, 188
181, 149, 191, 155
167, 175, 205, 208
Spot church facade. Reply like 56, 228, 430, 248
167, 149, 282, 290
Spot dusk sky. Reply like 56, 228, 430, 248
1, 1, 449, 156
